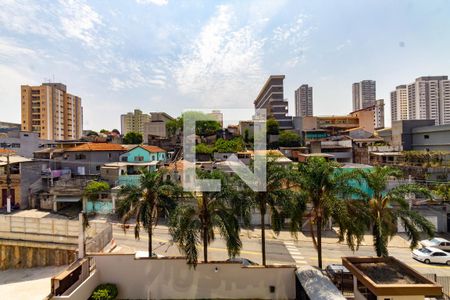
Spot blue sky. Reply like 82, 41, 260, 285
1, 0, 449, 130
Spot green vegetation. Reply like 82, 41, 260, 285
166, 111, 221, 137
214, 137, 244, 153
123, 131, 143, 144
169, 170, 241, 267
84, 181, 110, 211
434, 183, 450, 202
266, 118, 279, 135
90, 283, 118, 300
117, 169, 181, 255
195, 143, 214, 154
355, 166, 435, 257
402, 150, 450, 167
278, 130, 302, 147
289, 157, 367, 268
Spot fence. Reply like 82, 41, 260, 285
423, 274, 450, 298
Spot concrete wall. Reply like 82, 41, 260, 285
0, 240, 76, 270
60, 254, 296, 299
62, 151, 124, 175
54, 270, 100, 300
412, 124, 450, 151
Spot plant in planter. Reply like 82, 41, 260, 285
90, 283, 118, 300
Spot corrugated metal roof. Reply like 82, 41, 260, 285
295, 266, 346, 300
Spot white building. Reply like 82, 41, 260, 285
391, 76, 450, 125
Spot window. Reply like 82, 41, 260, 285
424, 134, 429, 139
108, 153, 112, 158
75, 154, 86, 160
135, 156, 144, 162
96, 165, 100, 171
121, 156, 128, 162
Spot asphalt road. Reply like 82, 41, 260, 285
111, 225, 450, 276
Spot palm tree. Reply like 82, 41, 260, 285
357, 166, 435, 257
169, 170, 241, 266
249, 158, 294, 266
117, 169, 180, 255
289, 157, 369, 269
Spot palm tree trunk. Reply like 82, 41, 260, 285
148, 224, 152, 255
259, 193, 267, 266
316, 215, 323, 269
202, 193, 208, 263
203, 225, 208, 263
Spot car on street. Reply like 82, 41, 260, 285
226, 257, 258, 266
412, 247, 450, 265
325, 264, 353, 292
419, 237, 450, 251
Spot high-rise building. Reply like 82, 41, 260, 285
21, 83, 83, 140
120, 109, 151, 136
142, 112, 174, 143
208, 110, 223, 127
352, 80, 376, 111
295, 84, 313, 117
390, 76, 450, 125
254, 75, 292, 129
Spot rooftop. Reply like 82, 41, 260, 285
139, 145, 166, 153
65, 143, 127, 152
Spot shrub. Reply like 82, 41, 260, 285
90, 283, 118, 300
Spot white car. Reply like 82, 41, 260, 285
420, 237, 450, 251
412, 247, 450, 265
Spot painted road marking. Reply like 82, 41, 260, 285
284, 241, 308, 265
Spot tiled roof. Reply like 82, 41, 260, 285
141, 145, 166, 153
0, 149, 15, 155
65, 143, 127, 152
165, 160, 194, 171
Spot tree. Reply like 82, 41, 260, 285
123, 132, 143, 144
290, 157, 369, 269
99, 129, 109, 134
214, 137, 244, 153
195, 143, 214, 154
83, 181, 110, 212
266, 118, 279, 135
244, 129, 250, 144
166, 112, 221, 137
117, 169, 180, 255
246, 158, 294, 266
434, 183, 450, 202
169, 170, 241, 266
278, 130, 301, 147
357, 166, 435, 257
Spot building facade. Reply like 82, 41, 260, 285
254, 75, 293, 129
120, 109, 151, 136
391, 76, 450, 125
352, 80, 376, 111
350, 99, 385, 129
295, 84, 313, 117
208, 110, 223, 127
21, 83, 83, 140
143, 112, 174, 143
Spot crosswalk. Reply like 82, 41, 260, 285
284, 241, 308, 265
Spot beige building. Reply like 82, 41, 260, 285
21, 83, 83, 140
142, 112, 174, 143
120, 109, 150, 136
350, 99, 384, 130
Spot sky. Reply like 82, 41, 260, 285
1, 0, 450, 131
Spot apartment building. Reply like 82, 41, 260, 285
254, 75, 293, 129
21, 83, 83, 140
208, 110, 223, 127
391, 76, 450, 125
350, 99, 385, 129
120, 109, 151, 136
295, 84, 313, 117
142, 112, 174, 143
352, 80, 376, 111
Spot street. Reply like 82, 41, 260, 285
111, 224, 450, 276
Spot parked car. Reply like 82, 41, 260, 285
412, 247, 450, 265
420, 238, 450, 251
226, 257, 258, 266
325, 264, 353, 292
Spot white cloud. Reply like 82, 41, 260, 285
0, 38, 37, 59
0, 0, 104, 48
136, 0, 168, 6
173, 5, 265, 107
58, 0, 103, 47
336, 39, 352, 51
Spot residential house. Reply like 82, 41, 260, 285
0, 152, 42, 209
63, 143, 127, 175
101, 145, 167, 186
